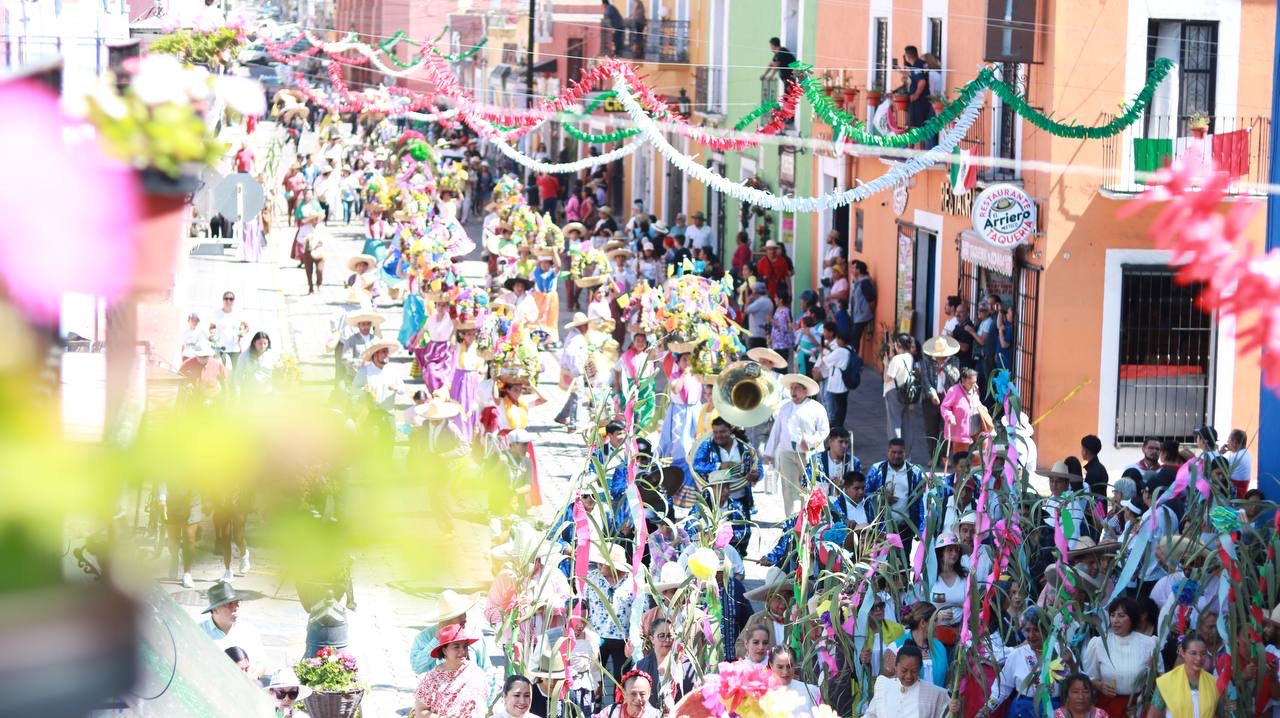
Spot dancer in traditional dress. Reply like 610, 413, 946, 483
531, 254, 561, 347
414, 298, 456, 394
658, 351, 703, 496
450, 318, 484, 439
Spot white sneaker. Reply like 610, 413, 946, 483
181, 572, 194, 589
239, 552, 251, 575
221, 570, 235, 583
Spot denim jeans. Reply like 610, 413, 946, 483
342, 200, 355, 224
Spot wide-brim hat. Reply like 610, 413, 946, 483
780, 373, 820, 397
566, 312, 592, 329
423, 589, 476, 624
503, 276, 533, 291
606, 248, 634, 261
652, 561, 689, 592
347, 254, 379, 273
603, 240, 627, 252
587, 542, 631, 574
922, 334, 960, 358
598, 206, 613, 216
360, 339, 401, 363
192, 342, 215, 358
764, 240, 781, 249
747, 347, 787, 370
392, 210, 411, 223
562, 222, 587, 236
267, 668, 313, 701
1158, 534, 1211, 568
202, 580, 243, 613
744, 566, 794, 602
692, 211, 706, 220
1067, 536, 1121, 560
651, 221, 670, 236
1037, 461, 1081, 482
934, 532, 960, 549
345, 310, 385, 327
430, 622, 479, 659
416, 397, 461, 421
529, 637, 570, 679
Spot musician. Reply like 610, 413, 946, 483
681, 418, 759, 511
763, 374, 830, 516
608, 437, 655, 550
807, 426, 861, 496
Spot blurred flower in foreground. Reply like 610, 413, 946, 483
0, 82, 138, 324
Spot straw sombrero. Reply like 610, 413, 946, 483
566, 312, 592, 330
346, 254, 378, 273
744, 566, 795, 601
922, 335, 960, 358
586, 542, 631, 574
780, 373, 820, 397
422, 589, 476, 624
345, 310, 385, 327
415, 390, 461, 421
562, 222, 587, 236
606, 248, 634, 261
747, 347, 787, 370
360, 339, 400, 363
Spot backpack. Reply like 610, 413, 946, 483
895, 364, 924, 405
840, 348, 863, 391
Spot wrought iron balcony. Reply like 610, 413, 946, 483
599, 20, 689, 63
1100, 114, 1271, 197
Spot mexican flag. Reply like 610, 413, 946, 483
950, 147, 978, 195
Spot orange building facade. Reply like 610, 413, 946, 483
811, 0, 1274, 468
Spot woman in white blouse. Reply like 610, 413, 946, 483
1082, 597, 1157, 718
929, 532, 968, 626
978, 606, 1060, 718
767, 646, 821, 718
882, 333, 917, 446
863, 643, 954, 718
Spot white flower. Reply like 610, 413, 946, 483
183, 64, 212, 102
214, 75, 266, 116
131, 55, 190, 106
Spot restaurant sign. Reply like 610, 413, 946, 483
971, 183, 1036, 248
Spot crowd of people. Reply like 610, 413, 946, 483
184, 104, 1278, 718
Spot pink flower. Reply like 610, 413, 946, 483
713, 661, 773, 711
0, 82, 138, 324
712, 523, 734, 549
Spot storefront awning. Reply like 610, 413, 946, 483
532, 58, 557, 74
489, 64, 513, 84
959, 230, 1014, 276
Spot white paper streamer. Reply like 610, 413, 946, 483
612, 75, 984, 212
482, 123, 648, 174
405, 109, 462, 123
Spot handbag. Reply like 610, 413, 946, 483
977, 404, 995, 434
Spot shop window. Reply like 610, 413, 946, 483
958, 242, 1039, 413
1115, 266, 1215, 445
927, 18, 944, 62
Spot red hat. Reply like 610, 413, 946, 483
430, 623, 479, 659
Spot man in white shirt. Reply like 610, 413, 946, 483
764, 374, 830, 516
199, 580, 269, 678
181, 312, 206, 361
210, 291, 248, 367
1224, 428, 1252, 497
685, 211, 713, 252
817, 326, 852, 427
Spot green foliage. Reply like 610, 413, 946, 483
148, 28, 246, 69
82, 73, 227, 177
294, 648, 364, 693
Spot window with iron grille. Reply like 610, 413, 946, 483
1114, 266, 1215, 445
873, 18, 889, 91
928, 18, 944, 61
990, 62, 1026, 180
1145, 20, 1218, 135
566, 37, 585, 84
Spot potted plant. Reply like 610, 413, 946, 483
892, 89, 911, 112
147, 26, 247, 71
1189, 112, 1210, 139
78, 54, 264, 294
842, 85, 859, 106
295, 647, 365, 718
931, 94, 946, 115
866, 84, 884, 107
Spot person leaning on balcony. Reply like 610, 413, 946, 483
601, 1, 626, 55
761, 38, 797, 86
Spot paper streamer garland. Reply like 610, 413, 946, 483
796, 57, 1174, 146
612, 74, 984, 212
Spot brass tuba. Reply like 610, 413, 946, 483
712, 361, 782, 428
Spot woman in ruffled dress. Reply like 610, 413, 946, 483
449, 318, 484, 439
413, 299, 456, 394
412, 624, 489, 718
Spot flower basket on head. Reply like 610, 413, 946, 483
571, 249, 611, 288
295, 647, 365, 718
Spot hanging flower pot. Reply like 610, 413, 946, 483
892, 93, 911, 112
822, 86, 835, 97
1190, 126, 1207, 139
931, 99, 945, 114
866, 89, 883, 107
132, 169, 199, 296
842, 87, 859, 105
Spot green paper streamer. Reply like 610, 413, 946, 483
430, 37, 488, 61
580, 91, 617, 115
733, 100, 780, 131
563, 123, 642, 143
794, 57, 1175, 147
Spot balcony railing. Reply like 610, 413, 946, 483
1101, 114, 1271, 197
599, 20, 689, 63
761, 78, 779, 109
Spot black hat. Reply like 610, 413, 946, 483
202, 580, 243, 614
1196, 425, 1218, 446
503, 276, 533, 291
